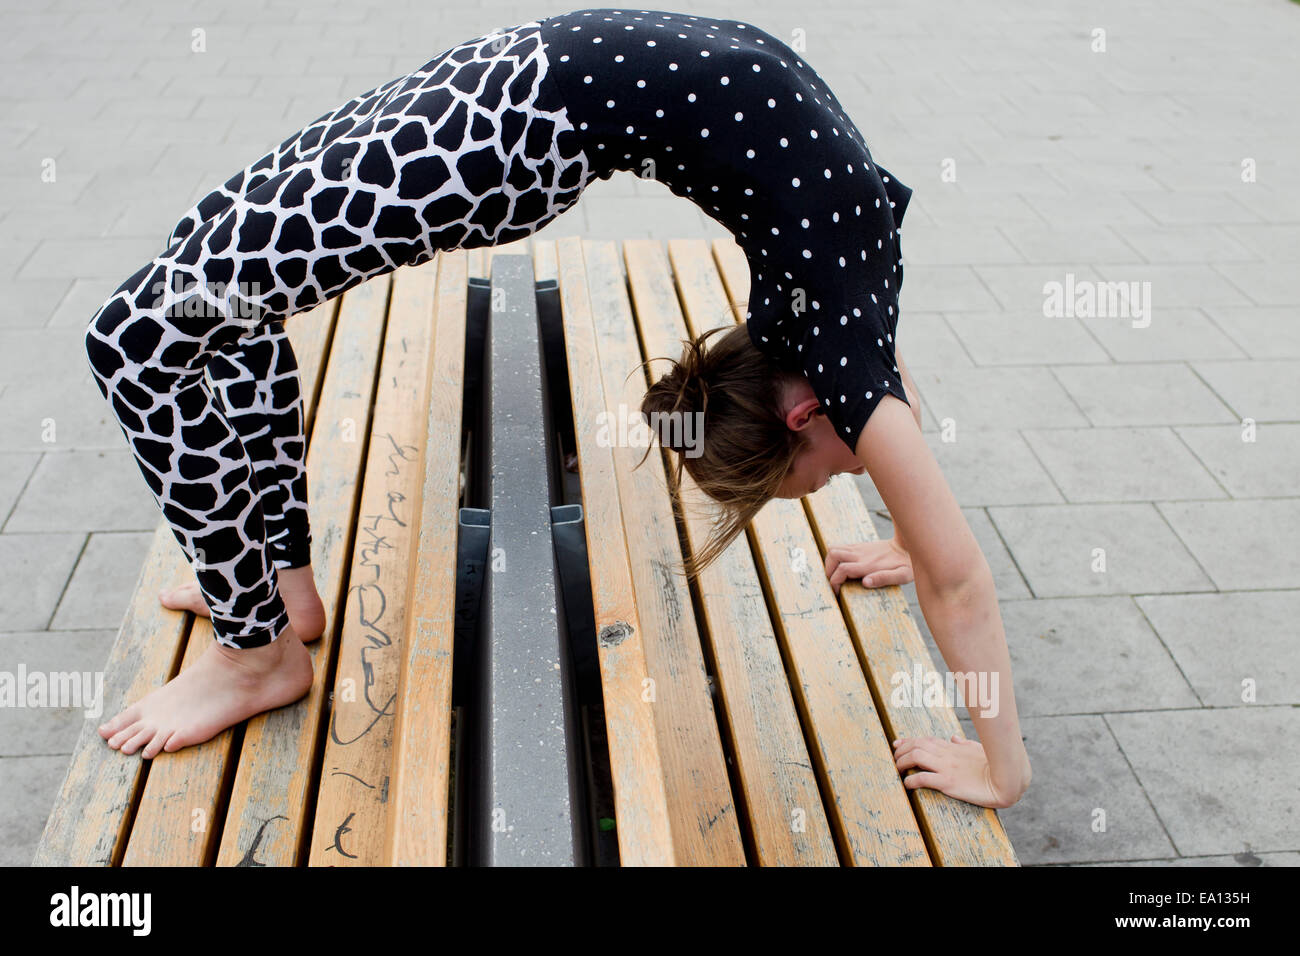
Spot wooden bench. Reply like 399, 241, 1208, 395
546, 236, 1019, 866
35, 253, 466, 866
34, 237, 1017, 867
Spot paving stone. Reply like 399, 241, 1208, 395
1000, 224, 1139, 264
0, 453, 39, 523
5, 451, 160, 534
1106, 707, 1300, 856
0, 629, 116, 756
1136, 591, 1299, 708
893, 312, 974, 368
1000, 596, 1198, 717
50, 532, 153, 631
1053, 363, 1236, 426
1022, 426, 1225, 502
912, 366, 1089, 430
1191, 359, 1300, 422
1079, 307, 1246, 362
1000, 715, 1176, 865
987, 503, 1215, 597
1217, 261, 1300, 309
1158, 498, 1300, 591
945, 310, 1110, 366
0, 277, 71, 328
1206, 306, 1300, 359
1175, 422, 1300, 498
897, 265, 1000, 313
0, 755, 73, 866
1114, 224, 1257, 263
0, 532, 85, 631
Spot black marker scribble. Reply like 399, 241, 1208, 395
235, 814, 288, 867
328, 811, 359, 860
328, 768, 376, 789
330, 434, 414, 747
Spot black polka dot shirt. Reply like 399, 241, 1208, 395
541, 8, 913, 450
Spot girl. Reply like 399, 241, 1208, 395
88, 9, 1030, 810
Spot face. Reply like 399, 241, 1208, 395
774, 378, 867, 499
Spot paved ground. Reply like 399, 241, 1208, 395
2, 0, 1297, 867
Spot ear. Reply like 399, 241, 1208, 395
784, 395, 824, 432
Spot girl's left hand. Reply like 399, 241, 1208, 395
824, 538, 913, 595
892, 734, 1030, 809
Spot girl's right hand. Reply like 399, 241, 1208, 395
824, 538, 913, 594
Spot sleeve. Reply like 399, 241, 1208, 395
794, 165, 914, 452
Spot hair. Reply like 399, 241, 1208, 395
637, 321, 810, 581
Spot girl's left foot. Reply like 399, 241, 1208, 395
160, 565, 327, 642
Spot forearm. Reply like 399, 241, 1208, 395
914, 560, 1030, 794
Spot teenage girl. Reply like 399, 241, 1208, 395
88, 9, 1030, 810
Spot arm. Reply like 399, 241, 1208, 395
823, 350, 921, 587
854, 394, 1031, 808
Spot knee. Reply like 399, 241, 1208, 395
84, 301, 125, 399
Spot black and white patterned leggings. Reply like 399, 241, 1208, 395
85, 19, 594, 648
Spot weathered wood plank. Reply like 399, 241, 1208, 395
119, 303, 339, 867
307, 260, 440, 865
710, 234, 1016, 865
32, 522, 191, 866
385, 251, 468, 866
626, 238, 839, 866
671, 237, 930, 866
33, 299, 340, 868
585, 238, 744, 865
552, 235, 676, 866
214, 275, 391, 867
805, 483, 1020, 866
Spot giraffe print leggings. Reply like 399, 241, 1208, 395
85, 18, 594, 648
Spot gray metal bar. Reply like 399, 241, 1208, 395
474, 254, 585, 866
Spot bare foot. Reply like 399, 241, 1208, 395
98, 625, 314, 757
159, 564, 327, 642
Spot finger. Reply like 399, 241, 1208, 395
861, 566, 912, 589
902, 771, 944, 791
895, 751, 940, 772
829, 562, 869, 589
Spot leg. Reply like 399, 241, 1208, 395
87, 17, 592, 755
159, 322, 326, 640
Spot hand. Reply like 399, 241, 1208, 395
892, 734, 1031, 809
824, 537, 913, 595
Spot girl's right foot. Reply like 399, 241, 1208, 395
98, 625, 314, 757
160, 565, 327, 642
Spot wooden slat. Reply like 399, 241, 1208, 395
709, 235, 1017, 865
306, 260, 440, 865
33, 523, 191, 866
625, 238, 839, 865
385, 251, 468, 866
532, 238, 557, 283
214, 274, 391, 866
806, 481, 1020, 865
285, 300, 341, 436
33, 298, 341, 867
585, 239, 744, 865
669, 238, 930, 866
552, 235, 676, 866
119, 302, 338, 866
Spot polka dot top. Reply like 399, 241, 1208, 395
541, 9, 913, 451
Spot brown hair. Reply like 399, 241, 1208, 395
637, 322, 809, 581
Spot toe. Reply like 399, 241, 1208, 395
99, 708, 137, 739
107, 720, 143, 750
141, 727, 172, 759
120, 726, 154, 755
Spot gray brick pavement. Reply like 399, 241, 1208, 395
1, 0, 1296, 868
